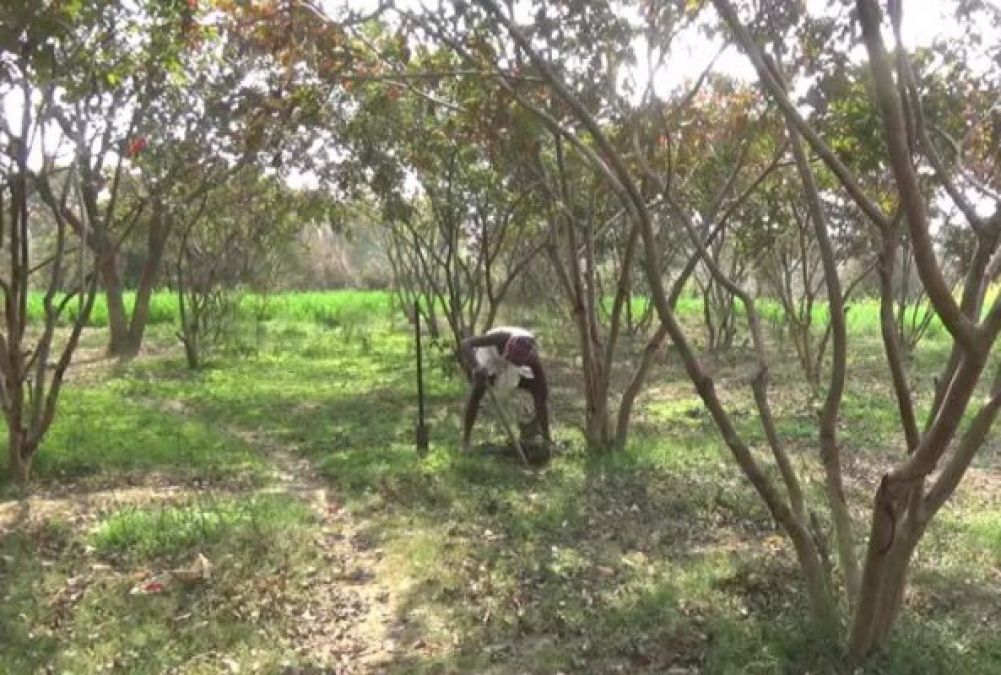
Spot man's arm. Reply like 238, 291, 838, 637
460, 332, 508, 451
460, 331, 509, 375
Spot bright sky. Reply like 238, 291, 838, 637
638, 0, 994, 98
325, 0, 996, 98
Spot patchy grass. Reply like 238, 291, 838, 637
90, 494, 312, 562
3, 291, 1001, 672
1, 495, 319, 674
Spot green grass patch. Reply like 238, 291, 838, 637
26, 288, 400, 329
0, 380, 267, 488
90, 493, 312, 561
1, 495, 317, 674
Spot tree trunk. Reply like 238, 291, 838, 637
787, 519, 841, 635
8, 426, 35, 485
585, 393, 612, 450
848, 486, 922, 657
126, 210, 171, 356
614, 233, 719, 451
614, 324, 668, 451
101, 254, 133, 357
181, 332, 199, 369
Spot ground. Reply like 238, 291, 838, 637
2, 292, 1001, 674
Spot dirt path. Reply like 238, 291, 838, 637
255, 439, 403, 672
0, 427, 403, 673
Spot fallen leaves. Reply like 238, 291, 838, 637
128, 572, 169, 592
170, 552, 214, 585
126, 554, 213, 595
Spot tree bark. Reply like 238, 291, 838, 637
100, 253, 132, 356
788, 118, 861, 605
125, 207, 171, 356
613, 250, 704, 451
7, 420, 33, 485
614, 323, 667, 451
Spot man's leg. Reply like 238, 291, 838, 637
517, 376, 551, 444
462, 371, 489, 452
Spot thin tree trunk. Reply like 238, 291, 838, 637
614, 323, 667, 451
788, 118, 861, 605
614, 247, 711, 451
553, 137, 610, 451
101, 254, 132, 356
7, 418, 32, 485
126, 209, 171, 355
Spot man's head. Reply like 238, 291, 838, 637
503, 335, 537, 366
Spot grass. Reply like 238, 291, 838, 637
610, 291, 949, 342
90, 494, 313, 561
0, 380, 267, 488
27, 288, 398, 329
2, 290, 1001, 672
2, 495, 318, 674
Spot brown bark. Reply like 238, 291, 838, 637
125, 207, 171, 355
613, 322, 668, 451
101, 254, 132, 356
855, 0, 977, 352
787, 120, 861, 602
877, 227, 921, 451
8, 428, 34, 485
708, 0, 1001, 653
849, 354, 986, 655
613, 254, 698, 451
3, 120, 100, 483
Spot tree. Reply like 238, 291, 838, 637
417, 0, 1001, 657
403, 0, 733, 451
534, 132, 641, 450
32, 0, 335, 357
0, 2, 101, 483
711, 0, 1001, 654
172, 168, 329, 368
29, 0, 196, 357
337, 39, 551, 358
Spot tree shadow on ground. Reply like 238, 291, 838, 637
341, 449, 798, 673
40, 323, 1001, 674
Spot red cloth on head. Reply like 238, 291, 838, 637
503, 335, 536, 365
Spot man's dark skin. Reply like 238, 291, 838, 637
460, 329, 551, 452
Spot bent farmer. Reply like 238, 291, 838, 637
460, 326, 551, 452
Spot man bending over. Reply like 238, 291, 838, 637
460, 326, 551, 452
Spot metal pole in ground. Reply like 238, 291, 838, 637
413, 300, 429, 457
